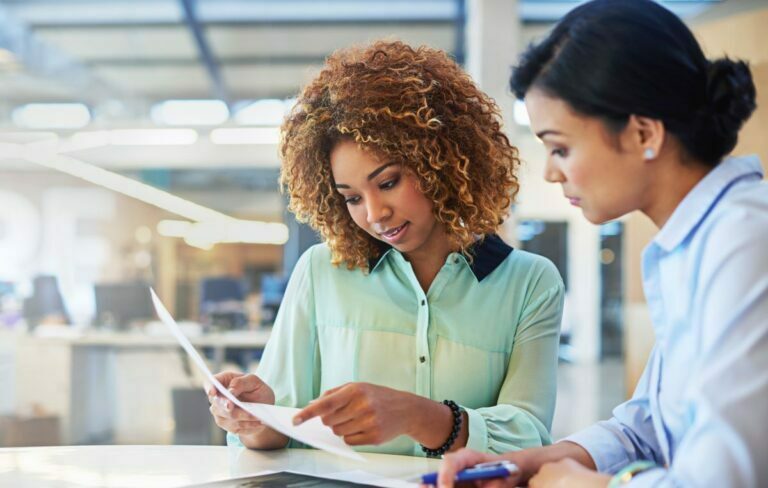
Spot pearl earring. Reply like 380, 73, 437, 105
644, 148, 656, 160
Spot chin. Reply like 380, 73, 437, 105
582, 209, 612, 225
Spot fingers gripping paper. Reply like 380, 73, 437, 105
149, 288, 365, 461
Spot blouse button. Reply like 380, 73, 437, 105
419, 356, 426, 363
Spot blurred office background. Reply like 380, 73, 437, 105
0, 0, 766, 448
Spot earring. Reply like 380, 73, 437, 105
644, 148, 655, 160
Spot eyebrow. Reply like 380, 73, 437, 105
334, 162, 399, 189
535, 129, 565, 139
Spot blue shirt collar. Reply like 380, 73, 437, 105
654, 155, 764, 252
368, 233, 513, 282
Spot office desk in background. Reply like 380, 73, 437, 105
0, 445, 440, 487
12, 329, 272, 445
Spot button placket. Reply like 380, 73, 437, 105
416, 293, 431, 396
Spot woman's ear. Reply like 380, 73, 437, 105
628, 114, 665, 160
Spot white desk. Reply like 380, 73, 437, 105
0, 445, 441, 487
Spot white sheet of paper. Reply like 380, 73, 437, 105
149, 288, 365, 462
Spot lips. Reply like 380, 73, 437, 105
380, 222, 408, 238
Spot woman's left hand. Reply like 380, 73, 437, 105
292, 382, 418, 446
529, 458, 611, 488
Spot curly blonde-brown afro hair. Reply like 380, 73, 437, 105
279, 40, 520, 270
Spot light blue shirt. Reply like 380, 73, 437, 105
567, 155, 768, 486
229, 235, 564, 456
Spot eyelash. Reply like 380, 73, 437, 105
551, 148, 568, 158
344, 176, 400, 205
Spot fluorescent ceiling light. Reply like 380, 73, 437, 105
0, 132, 58, 144
151, 99, 229, 126
158, 219, 289, 248
69, 129, 198, 147
13, 103, 91, 130
108, 129, 198, 146
210, 127, 280, 145
513, 100, 530, 127
157, 220, 192, 238
235, 99, 292, 125
2, 136, 288, 247
20, 149, 231, 223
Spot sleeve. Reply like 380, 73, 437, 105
622, 211, 768, 487
564, 350, 666, 473
227, 246, 320, 449
464, 263, 565, 454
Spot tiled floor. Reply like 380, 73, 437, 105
551, 358, 625, 440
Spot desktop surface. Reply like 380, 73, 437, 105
0, 445, 440, 488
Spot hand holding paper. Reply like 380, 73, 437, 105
149, 288, 364, 461
206, 371, 277, 443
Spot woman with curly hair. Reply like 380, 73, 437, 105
207, 40, 564, 457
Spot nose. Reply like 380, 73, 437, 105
366, 194, 391, 226
543, 157, 565, 184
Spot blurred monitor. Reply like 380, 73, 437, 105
23, 275, 70, 327
94, 282, 154, 329
199, 277, 247, 330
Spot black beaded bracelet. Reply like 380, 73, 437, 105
421, 399, 462, 458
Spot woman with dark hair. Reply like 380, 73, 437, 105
206, 40, 564, 457
434, 0, 766, 486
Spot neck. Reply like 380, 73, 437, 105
642, 157, 712, 229
403, 225, 454, 293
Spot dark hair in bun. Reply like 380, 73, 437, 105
510, 0, 757, 167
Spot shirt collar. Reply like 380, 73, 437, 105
368, 233, 513, 282
654, 154, 764, 252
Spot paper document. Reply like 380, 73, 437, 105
149, 288, 365, 461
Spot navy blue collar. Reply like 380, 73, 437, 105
368, 234, 513, 282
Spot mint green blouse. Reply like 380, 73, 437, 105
228, 235, 564, 456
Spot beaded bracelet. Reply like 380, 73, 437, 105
421, 400, 462, 458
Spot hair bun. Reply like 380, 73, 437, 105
704, 58, 756, 135
688, 58, 757, 164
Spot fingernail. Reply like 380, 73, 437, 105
292, 416, 303, 426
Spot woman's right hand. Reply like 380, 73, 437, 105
206, 371, 275, 437
434, 443, 596, 488
434, 448, 530, 488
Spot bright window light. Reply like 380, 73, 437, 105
513, 100, 530, 127
209, 127, 280, 145
151, 99, 229, 126
13, 103, 91, 129
234, 99, 291, 125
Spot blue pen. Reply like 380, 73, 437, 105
419, 460, 519, 486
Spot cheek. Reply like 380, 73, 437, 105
346, 204, 369, 229
562, 156, 592, 187
398, 178, 434, 217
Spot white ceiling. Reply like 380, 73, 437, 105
0, 0, 729, 180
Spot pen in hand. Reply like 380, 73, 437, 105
419, 460, 519, 486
